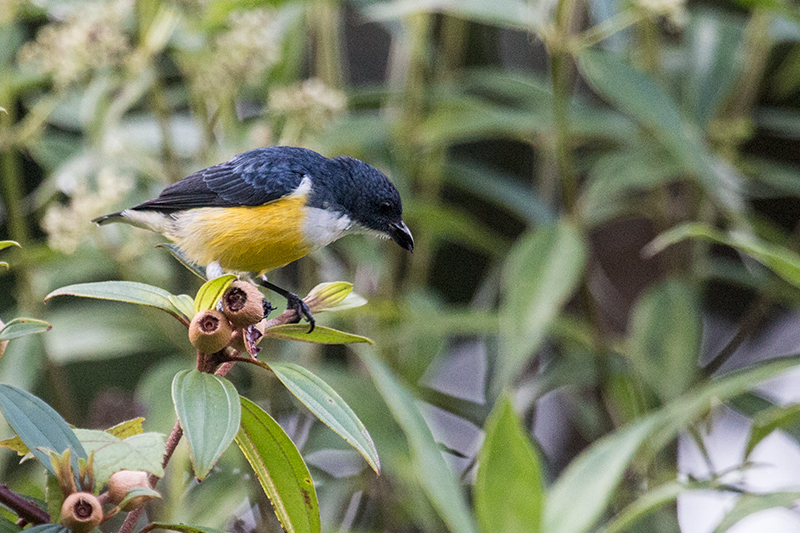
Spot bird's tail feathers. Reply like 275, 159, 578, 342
92, 212, 124, 225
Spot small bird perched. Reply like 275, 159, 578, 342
94, 146, 414, 330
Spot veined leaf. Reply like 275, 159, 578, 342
172, 370, 241, 480
236, 396, 320, 533
0, 318, 52, 342
145, 524, 228, 533
645, 222, 800, 289
475, 396, 544, 533
193, 274, 236, 313
45, 281, 189, 323
357, 347, 479, 533
267, 362, 380, 473
304, 282, 366, 313
105, 417, 145, 439
73, 429, 165, 485
0, 385, 86, 476
264, 325, 374, 345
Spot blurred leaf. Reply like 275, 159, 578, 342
628, 280, 700, 402
498, 221, 587, 392
646, 222, 800, 288
408, 202, 511, 255
193, 274, 237, 313
358, 347, 479, 533
745, 157, 800, 197
236, 396, 320, 533
0, 318, 51, 342
23, 526, 69, 533
0, 241, 19, 250
0, 435, 28, 456
475, 397, 544, 533
684, 11, 745, 127
746, 403, 800, 455
544, 416, 660, 533
714, 492, 800, 532
106, 418, 145, 439
156, 243, 208, 280
756, 108, 800, 139
169, 294, 196, 321
45, 281, 189, 323
267, 362, 380, 474
73, 429, 165, 485
264, 324, 374, 344
0, 385, 86, 476
577, 49, 744, 215
172, 370, 241, 480
144, 524, 228, 533
366, 0, 540, 33
117, 486, 161, 509
0, 515, 20, 533
304, 282, 366, 313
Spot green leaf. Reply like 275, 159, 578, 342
45, 281, 189, 323
105, 417, 145, 439
0, 385, 86, 475
73, 429, 165, 485
475, 397, 544, 533
714, 492, 800, 532
645, 222, 800, 288
267, 362, 380, 474
172, 370, 241, 480
264, 325, 374, 345
357, 347, 479, 533
117, 486, 161, 509
577, 49, 744, 215
169, 294, 196, 321
544, 416, 661, 533
236, 396, 320, 533
628, 280, 700, 402
145, 524, 229, 533
0, 514, 21, 533
0, 318, 52, 342
746, 403, 800, 455
303, 282, 366, 313
365, 0, 541, 33
498, 221, 587, 392
193, 274, 236, 313
0, 241, 19, 251
24, 526, 70, 533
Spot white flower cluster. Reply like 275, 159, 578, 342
269, 78, 346, 134
18, 0, 132, 87
41, 167, 133, 254
636, 0, 688, 27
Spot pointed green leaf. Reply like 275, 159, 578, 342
0, 385, 86, 475
628, 280, 700, 401
105, 417, 145, 439
0, 241, 19, 251
267, 362, 380, 473
357, 347, 479, 533
0, 262, 8, 270
264, 325, 374, 345
304, 282, 367, 313
746, 403, 800, 455
169, 294, 196, 321
172, 370, 241, 480
475, 396, 544, 533
0, 318, 52, 342
73, 429, 165, 485
498, 221, 586, 392
46, 281, 189, 323
236, 396, 320, 533
645, 222, 800, 289
193, 275, 236, 313
117, 486, 161, 509
0, 514, 21, 533
145, 524, 228, 533
714, 492, 800, 532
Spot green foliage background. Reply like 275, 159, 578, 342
3, 0, 800, 530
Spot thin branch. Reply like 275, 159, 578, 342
0, 484, 50, 525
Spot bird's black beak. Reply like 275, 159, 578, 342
389, 220, 414, 252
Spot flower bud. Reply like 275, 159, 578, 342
222, 281, 265, 329
107, 470, 157, 511
188, 310, 233, 354
60, 492, 102, 533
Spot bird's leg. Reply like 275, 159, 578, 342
257, 276, 315, 333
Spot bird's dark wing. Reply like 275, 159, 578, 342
130, 147, 331, 213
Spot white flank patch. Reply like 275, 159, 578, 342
303, 207, 353, 247
292, 176, 313, 197
120, 209, 174, 233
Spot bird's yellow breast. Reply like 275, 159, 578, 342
169, 195, 313, 274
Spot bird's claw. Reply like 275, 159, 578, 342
262, 300, 276, 319
286, 293, 315, 333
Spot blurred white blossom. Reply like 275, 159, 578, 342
636, 0, 688, 27
42, 167, 133, 254
18, 0, 132, 87
269, 78, 346, 143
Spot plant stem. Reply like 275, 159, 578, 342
0, 484, 50, 525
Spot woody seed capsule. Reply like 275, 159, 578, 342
188, 310, 233, 354
60, 492, 102, 533
222, 281, 266, 329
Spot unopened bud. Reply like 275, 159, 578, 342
61, 492, 102, 533
108, 470, 157, 511
188, 310, 233, 354
222, 281, 265, 329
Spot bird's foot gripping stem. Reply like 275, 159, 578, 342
258, 276, 315, 333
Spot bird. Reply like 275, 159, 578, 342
93, 146, 414, 331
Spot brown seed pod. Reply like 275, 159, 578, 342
222, 281, 265, 329
107, 470, 150, 507
188, 310, 233, 354
60, 492, 103, 533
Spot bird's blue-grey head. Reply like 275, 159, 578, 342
329, 156, 414, 252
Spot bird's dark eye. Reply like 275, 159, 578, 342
379, 201, 393, 216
